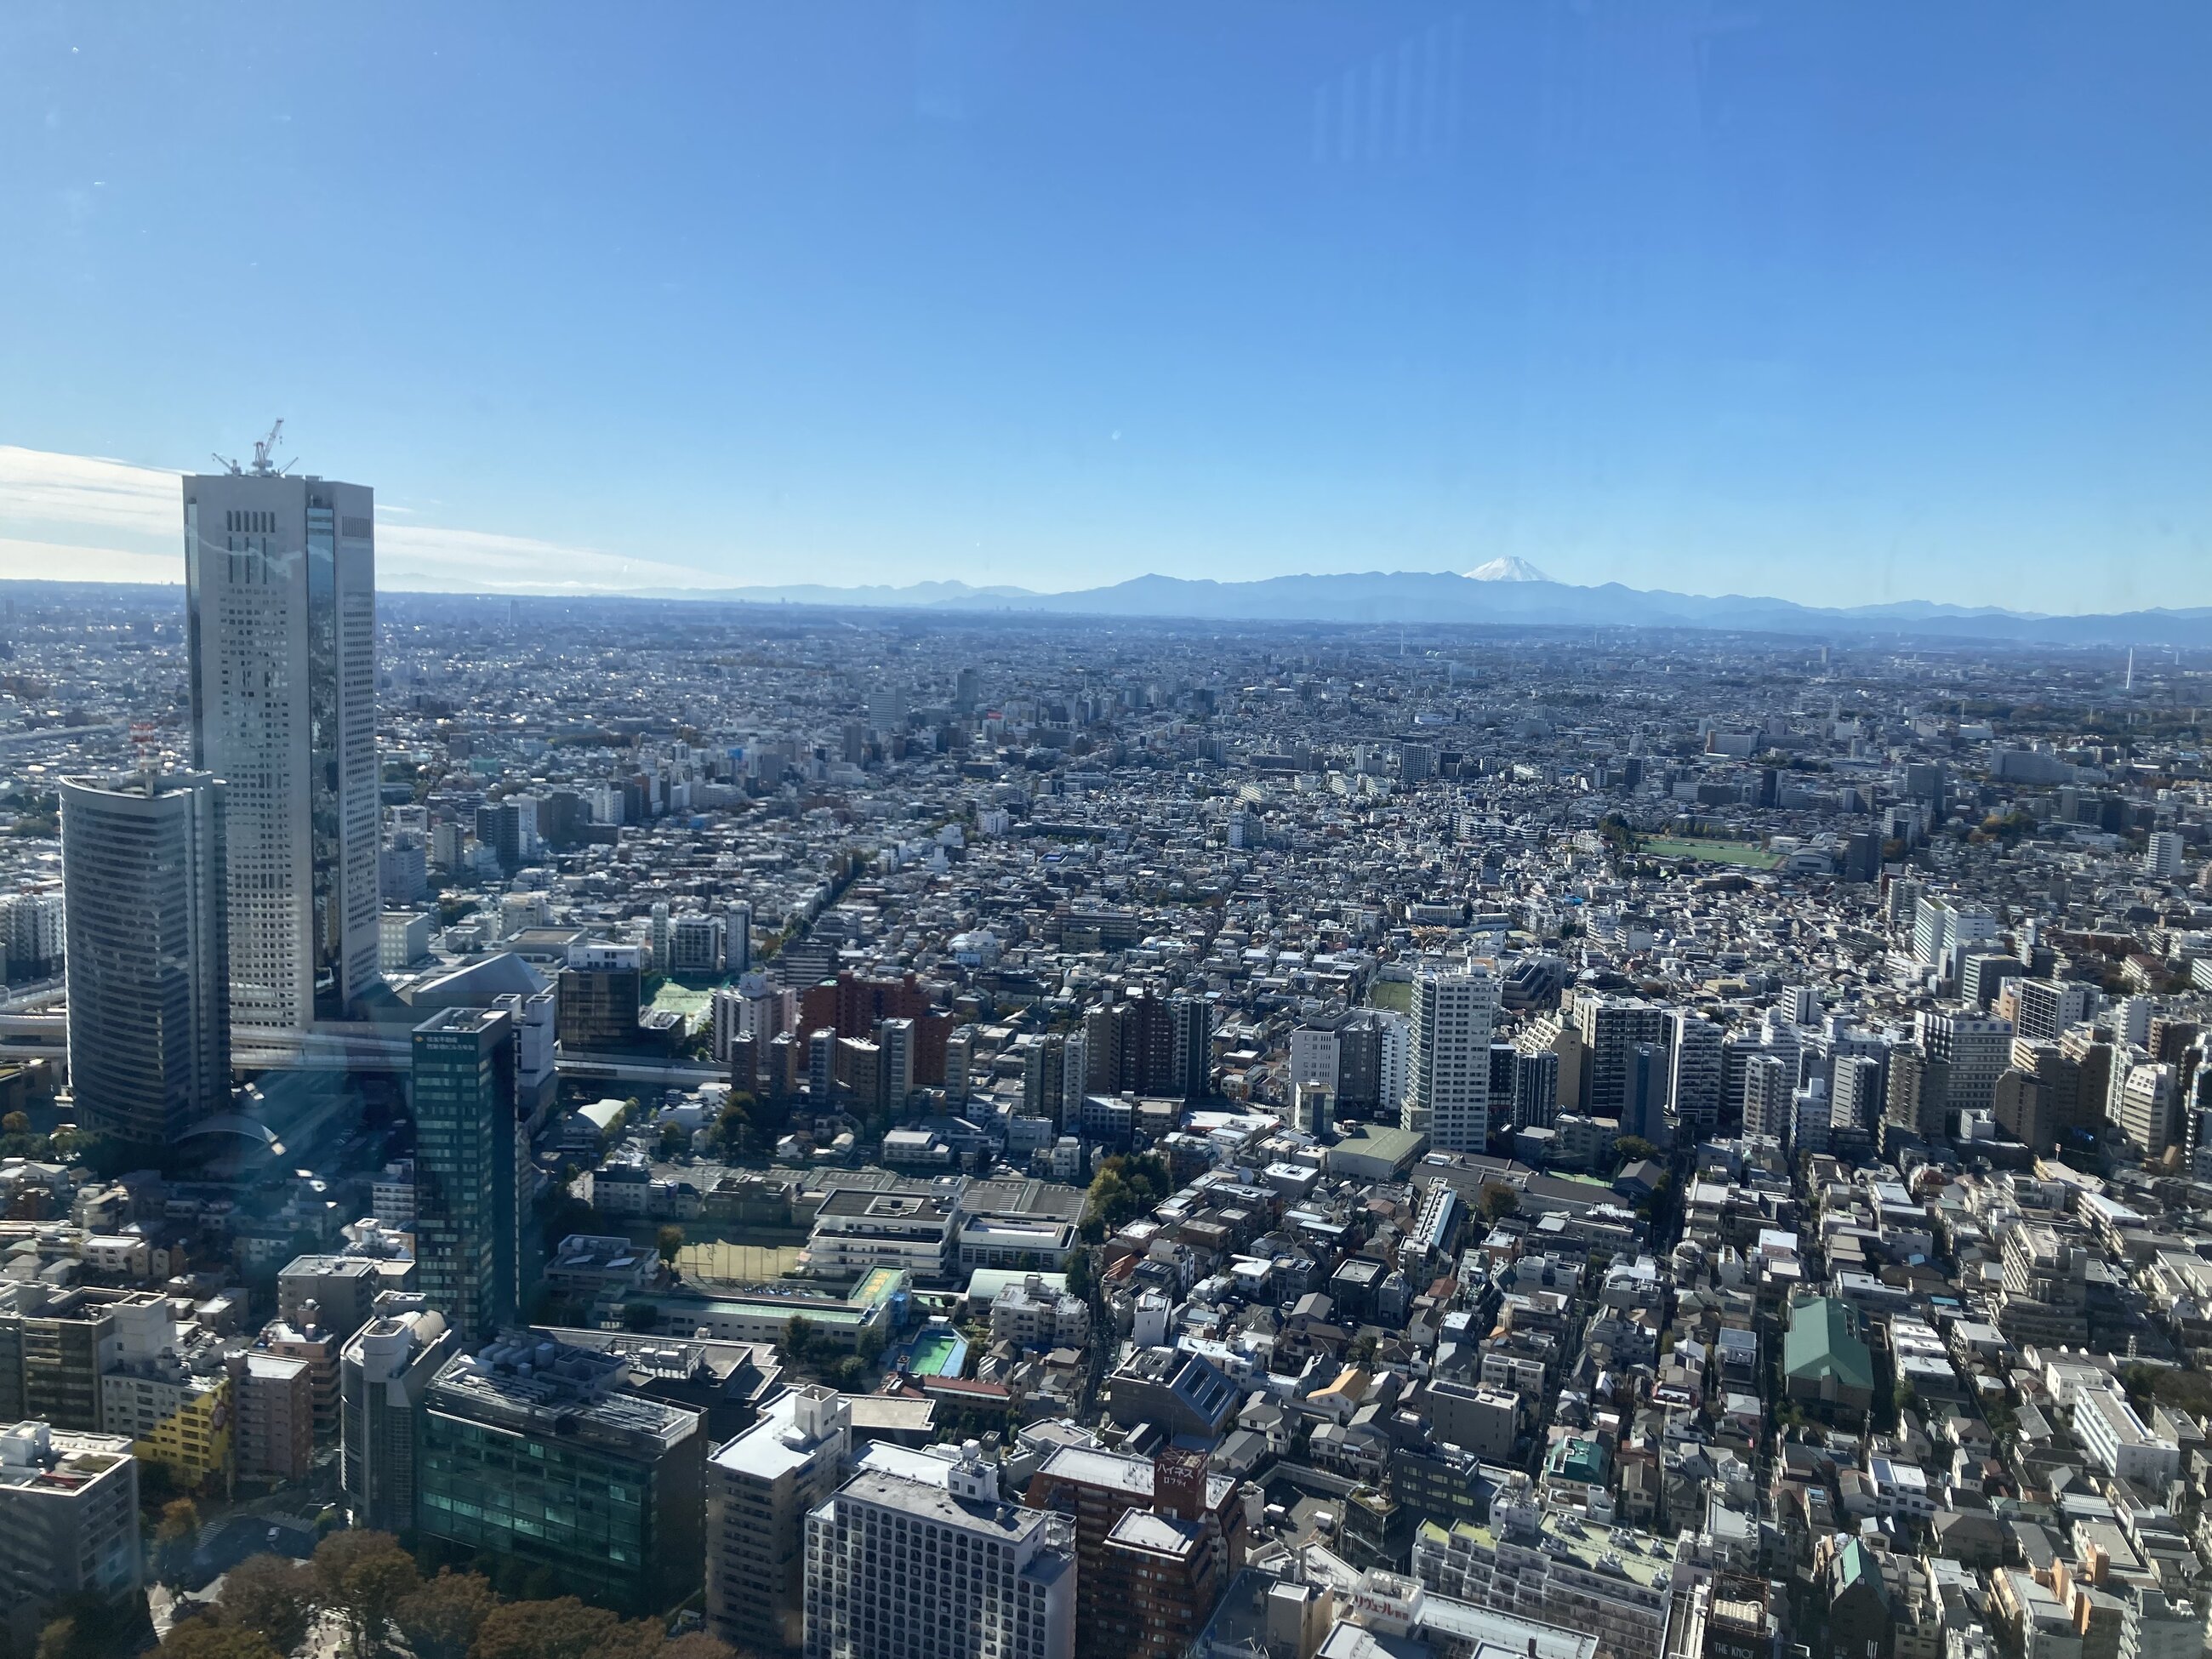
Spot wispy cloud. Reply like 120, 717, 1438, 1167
0, 444, 724, 593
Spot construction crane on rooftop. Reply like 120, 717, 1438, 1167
209, 419, 294, 477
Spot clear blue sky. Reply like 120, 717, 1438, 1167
3, 2, 2209, 609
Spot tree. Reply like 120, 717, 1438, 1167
395, 1571, 499, 1659
217, 1554, 317, 1654
1084, 1152, 1171, 1233
1476, 1183, 1519, 1224
657, 1121, 690, 1161
312, 1529, 419, 1655
1, 1111, 27, 1136
155, 1622, 280, 1659
467, 1599, 625, 1659
1063, 1247, 1092, 1302
783, 1316, 814, 1366
34, 1594, 136, 1659
1611, 1136, 1660, 1166
659, 1636, 736, 1659
656, 1224, 686, 1266
156, 1497, 202, 1583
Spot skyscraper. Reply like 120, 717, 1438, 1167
1667, 1012, 1724, 1139
412, 1006, 525, 1339
1404, 964, 1499, 1153
59, 771, 231, 1150
184, 461, 379, 1030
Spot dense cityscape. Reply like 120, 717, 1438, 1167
0, 457, 2202, 1659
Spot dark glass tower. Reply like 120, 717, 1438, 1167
411, 1006, 523, 1338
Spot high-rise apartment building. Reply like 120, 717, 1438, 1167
1171, 994, 1213, 1101
1918, 1006, 2014, 1120
59, 771, 231, 1150
1404, 965, 1499, 1153
708, 1385, 853, 1653
2114, 1061, 2180, 1160
0, 893, 65, 983
2014, 979, 2095, 1045
0, 1287, 172, 1434
2144, 831, 2186, 881
1573, 997, 1669, 1118
1884, 1046, 1949, 1140
727, 900, 754, 974
1667, 1013, 1725, 1138
1024, 1441, 1245, 1659
1743, 1054, 1794, 1143
0, 1422, 142, 1612
183, 465, 379, 1029
804, 1450, 1075, 1659
413, 1007, 526, 1340
1288, 1020, 1343, 1095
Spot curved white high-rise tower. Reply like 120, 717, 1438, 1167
60, 770, 231, 1148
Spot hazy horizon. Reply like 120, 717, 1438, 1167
5, 4, 2210, 610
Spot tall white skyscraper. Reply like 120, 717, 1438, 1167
184, 459, 379, 1030
1403, 963, 1499, 1152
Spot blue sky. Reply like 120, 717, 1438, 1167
3, 3, 2209, 608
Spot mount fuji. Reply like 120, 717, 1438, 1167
1464, 557, 1552, 582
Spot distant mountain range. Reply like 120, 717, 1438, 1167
647, 570, 2212, 646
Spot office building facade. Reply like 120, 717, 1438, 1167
418, 1337, 704, 1614
59, 771, 231, 1149
340, 1297, 459, 1532
183, 467, 379, 1029
413, 1007, 526, 1339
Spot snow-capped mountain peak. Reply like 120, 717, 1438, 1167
1464, 557, 1552, 583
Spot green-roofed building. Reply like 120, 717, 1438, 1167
1823, 1536, 1894, 1659
1783, 1295, 1876, 1424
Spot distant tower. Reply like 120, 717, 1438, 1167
60, 771, 231, 1149
184, 439, 380, 1030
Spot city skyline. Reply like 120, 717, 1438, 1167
5, 4, 2211, 612
5, 7, 2212, 1654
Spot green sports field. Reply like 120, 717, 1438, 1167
1640, 838, 1782, 869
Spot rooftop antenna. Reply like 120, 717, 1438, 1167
129, 721, 159, 795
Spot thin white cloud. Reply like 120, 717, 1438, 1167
0, 444, 724, 593
0, 535, 180, 584
0, 445, 181, 540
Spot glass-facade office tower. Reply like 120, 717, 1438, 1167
412, 1007, 523, 1339
183, 469, 379, 1030
59, 771, 231, 1149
